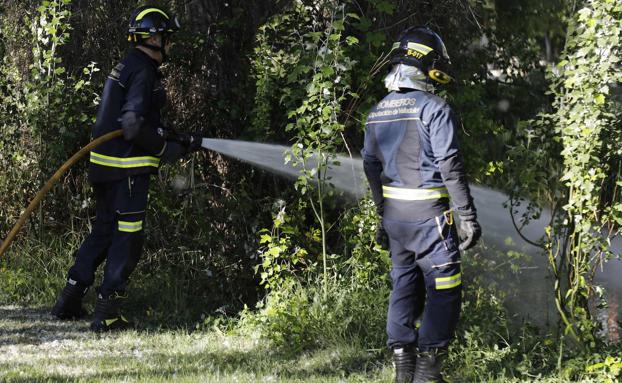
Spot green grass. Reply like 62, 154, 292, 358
1, 305, 620, 382
0, 305, 393, 383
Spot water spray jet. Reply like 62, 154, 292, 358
200, 138, 622, 329
1, 134, 619, 333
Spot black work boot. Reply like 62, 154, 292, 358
51, 279, 89, 320
393, 345, 417, 383
413, 348, 448, 383
90, 292, 133, 332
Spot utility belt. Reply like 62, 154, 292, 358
382, 185, 450, 221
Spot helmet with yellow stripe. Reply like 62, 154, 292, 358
128, 6, 180, 43
391, 27, 453, 85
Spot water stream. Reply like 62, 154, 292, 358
201, 138, 621, 334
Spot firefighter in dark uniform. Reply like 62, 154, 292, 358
51, 6, 201, 332
362, 27, 481, 382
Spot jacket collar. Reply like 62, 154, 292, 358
130, 47, 161, 68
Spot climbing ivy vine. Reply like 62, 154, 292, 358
546, 0, 622, 347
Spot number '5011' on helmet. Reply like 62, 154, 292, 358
128, 6, 180, 42
391, 27, 453, 85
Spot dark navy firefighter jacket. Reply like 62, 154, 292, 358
362, 90, 476, 222
89, 48, 168, 184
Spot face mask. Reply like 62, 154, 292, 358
384, 64, 434, 92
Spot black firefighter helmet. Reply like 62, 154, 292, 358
391, 27, 453, 85
127, 5, 180, 43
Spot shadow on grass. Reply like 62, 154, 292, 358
0, 302, 219, 343
0, 305, 389, 383
1, 347, 386, 382
0, 306, 91, 347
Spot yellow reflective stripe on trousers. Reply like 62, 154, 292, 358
382, 186, 449, 201
118, 220, 143, 233
90, 152, 160, 169
435, 272, 461, 290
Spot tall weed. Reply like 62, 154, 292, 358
240, 274, 389, 352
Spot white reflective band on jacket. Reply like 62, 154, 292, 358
382, 185, 449, 201
118, 220, 143, 233
90, 152, 160, 169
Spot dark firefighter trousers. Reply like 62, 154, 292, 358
384, 211, 462, 351
68, 175, 149, 298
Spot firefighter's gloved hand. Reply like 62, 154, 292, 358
160, 141, 187, 163
157, 125, 173, 139
375, 222, 390, 251
176, 132, 203, 152
458, 215, 481, 251
120, 112, 144, 141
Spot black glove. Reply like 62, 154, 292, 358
375, 221, 390, 251
458, 215, 481, 251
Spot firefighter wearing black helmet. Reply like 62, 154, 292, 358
51, 6, 201, 332
362, 27, 481, 382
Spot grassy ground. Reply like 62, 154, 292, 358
2, 305, 618, 383
0, 305, 393, 383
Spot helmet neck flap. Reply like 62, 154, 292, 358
384, 64, 435, 92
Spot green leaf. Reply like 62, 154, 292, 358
259, 234, 273, 244
321, 67, 334, 77
322, 106, 332, 118
267, 247, 281, 257
74, 79, 85, 91
355, 17, 372, 32
346, 36, 359, 46
375, 1, 396, 15
367, 31, 387, 48
594, 94, 606, 105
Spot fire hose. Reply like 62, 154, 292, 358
0, 129, 123, 258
